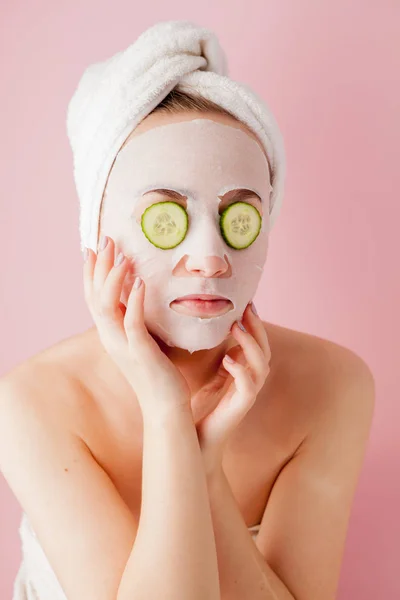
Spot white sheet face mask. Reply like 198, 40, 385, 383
100, 118, 272, 353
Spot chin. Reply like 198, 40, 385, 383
147, 321, 231, 354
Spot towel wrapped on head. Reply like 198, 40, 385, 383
66, 19, 286, 253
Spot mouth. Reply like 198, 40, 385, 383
170, 294, 233, 317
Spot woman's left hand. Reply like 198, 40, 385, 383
193, 302, 272, 474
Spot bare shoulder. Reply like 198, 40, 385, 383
261, 320, 375, 436
263, 319, 374, 377
0, 334, 94, 439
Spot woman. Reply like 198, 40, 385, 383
1, 21, 375, 600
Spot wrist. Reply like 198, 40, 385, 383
201, 446, 225, 480
205, 461, 225, 490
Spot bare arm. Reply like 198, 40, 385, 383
251, 350, 376, 600
0, 373, 220, 600
117, 404, 220, 600
0, 377, 136, 600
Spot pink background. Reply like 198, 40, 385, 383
1, 2, 398, 598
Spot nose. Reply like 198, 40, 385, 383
171, 214, 232, 278
184, 254, 230, 278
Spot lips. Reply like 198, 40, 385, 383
173, 294, 230, 302
170, 294, 233, 317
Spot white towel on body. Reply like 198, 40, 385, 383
12, 511, 260, 598
13, 513, 67, 600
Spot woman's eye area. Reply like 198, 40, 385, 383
139, 199, 262, 250
219, 201, 262, 249
140, 200, 189, 250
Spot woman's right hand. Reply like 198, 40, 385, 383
82, 235, 191, 418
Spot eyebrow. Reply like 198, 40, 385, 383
142, 188, 263, 204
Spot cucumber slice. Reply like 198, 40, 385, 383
220, 201, 262, 249
141, 201, 188, 249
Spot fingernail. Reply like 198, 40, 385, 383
83, 247, 89, 262
224, 354, 235, 363
133, 276, 142, 289
99, 235, 108, 251
237, 320, 247, 333
251, 302, 258, 316
114, 252, 124, 267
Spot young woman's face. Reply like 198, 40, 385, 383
100, 113, 272, 353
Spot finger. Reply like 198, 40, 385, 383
231, 320, 268, 385
225, 344, 245, 366
98, 250, 132, 336
222, 356, 256, 404
102, 251, 132, 309
242, 302, 272, 363
83, 238, 129, 347
92, 236, 117, 298
124, 276, 153, 353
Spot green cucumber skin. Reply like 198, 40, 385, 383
141, 201, 188, 250
220, 201, 262, 249
141, 200, 261, 251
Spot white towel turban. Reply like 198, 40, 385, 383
66, 20, 286, 252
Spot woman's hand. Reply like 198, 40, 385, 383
193, 302, 272, 473
83, 236, 191, 418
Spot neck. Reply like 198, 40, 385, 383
152, 333, 232, 394
85, 326, 234, 416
